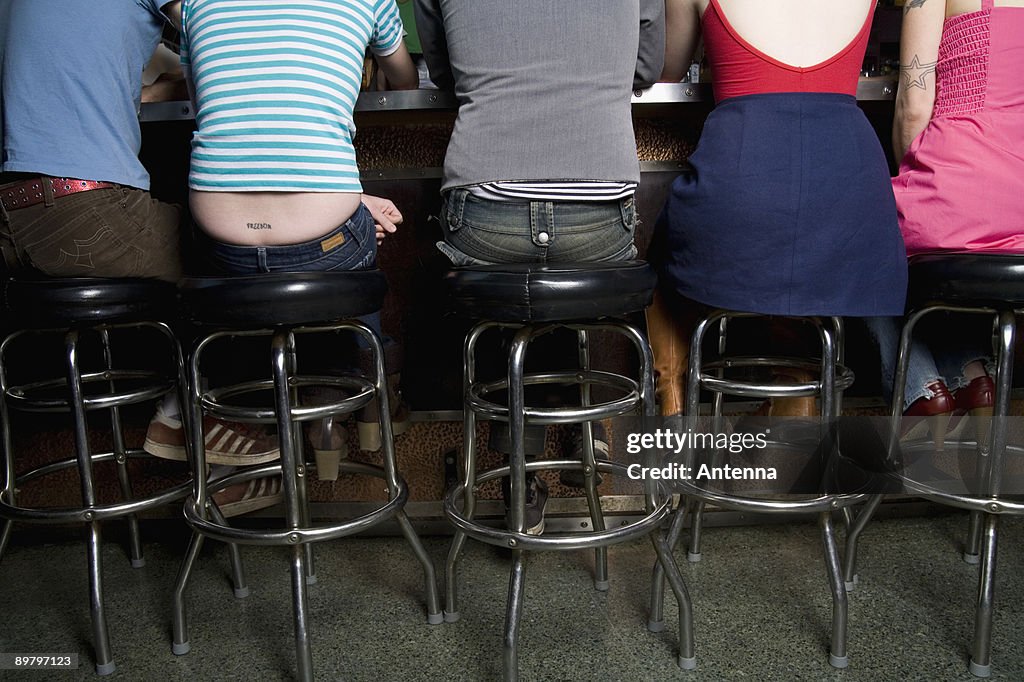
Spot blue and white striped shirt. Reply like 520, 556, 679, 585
180, 0, 404, 192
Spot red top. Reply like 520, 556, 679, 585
702, 0, 873, 103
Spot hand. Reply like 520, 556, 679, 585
361, 194, 403, 244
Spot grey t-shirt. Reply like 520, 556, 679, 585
414, 0, 665, 191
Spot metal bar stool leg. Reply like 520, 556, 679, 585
284, 333, 317, 586
271, 330, 314, 682
354, 322, 441, 623
688, 316, 726, 563
970, 513, 999, 677
821, 511, 848, 668
842, 494, 883, 591
0, 343, 16, 564
649, 313, 712, 630
66, 330, 115, 676
503, 327, 533, 681
820, 316, 849, 668
446, 322, 489, 622
647, 497, 688, 631
100, 328, 144, 569
171, 529, 205, 656
968, 308, 1015, 677
207, 502, 250, 597
576, 329, 608, 590
964, 513, 984, 564
627, 317, 697, 669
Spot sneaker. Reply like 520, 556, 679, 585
144, 411, 281, 466
212, 476, 283, 517
558, 423, 608, 489
503, 476, 549, 535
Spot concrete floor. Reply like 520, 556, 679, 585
1, 512, 1022, 681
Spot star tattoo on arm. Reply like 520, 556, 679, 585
900, 54, 937, 90
904, 0, 929, 12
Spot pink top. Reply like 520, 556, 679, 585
895, 0, 1024, 255
701, 0, 873, 103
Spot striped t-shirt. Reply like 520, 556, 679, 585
180, 0, 404, 192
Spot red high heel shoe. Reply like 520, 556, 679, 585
901, 380, 955, 450
949, 375, 995, 446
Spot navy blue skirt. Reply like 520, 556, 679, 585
655, 92, 907, 317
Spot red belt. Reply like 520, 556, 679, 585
0, 177, 114, 211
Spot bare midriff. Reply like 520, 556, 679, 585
190, 190, 362, 246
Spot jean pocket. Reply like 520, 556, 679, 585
441, 189, 468, 233
435, 240, 492, 267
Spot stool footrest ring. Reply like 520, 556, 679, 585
185, 461, 409, 545
445, 459, 671, 551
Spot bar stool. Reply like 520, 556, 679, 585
647, 311, 861, 668
169, 271, 441, 682
884, 252, 1024, 677
442, 261, 695, 680
0, 277, 192, 675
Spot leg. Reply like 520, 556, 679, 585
969, 513, 999, 677
355, 321, 441, 622
577, 329, 608, 590
645, 287, 692, 417
445, 323, 489, 622
271, 331, 314, 680
502, 327, 533, 678
842, 495, 883, 591
171, 530, 205, 655
821, 511, 849, 669
66, 330, 115, 675
100, 328, 144, 569
503, 550, 526, 682
647, 496, 688, 632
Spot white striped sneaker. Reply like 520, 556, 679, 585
144, 412, 280, 465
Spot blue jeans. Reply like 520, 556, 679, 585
437, 189, 637, 265
864, 316, 991, 410
200, 203, 376, 275
199, 202, 380, 340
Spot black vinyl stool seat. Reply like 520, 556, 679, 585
882, 251, 1024, 677
170, 271, 441, 682
648, 310, 862, 669
0, 277, 190, 675
442, 261, 695, 680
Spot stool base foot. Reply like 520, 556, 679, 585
443, 610, 460, 623
594, 579, 609, 592
647, 619, 665, 633
234, 586, 251, 599
687, 551, 702, 563
427, 612, 444, 625
96, 661, 116, 675
131, 558, 146, 569
969, 660, 992, 678
306, 573, 318, 586
678, 655, 697, 670
844, 580, 856, 592
172, 641, 191, 656
964, 552, 981, 565
829, 653, 849, 669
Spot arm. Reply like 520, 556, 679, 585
636, 0, 667, 89
376, 41, 418, 90
413, 0, 455, 91
661, 0, 702, 82
893, 0, 944, 160
361, 194, 403, 243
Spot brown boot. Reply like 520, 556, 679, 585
756, 368, 818, 417
645, 288, 692, 417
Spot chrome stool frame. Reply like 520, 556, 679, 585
888, 303, 1024, 678
648, 312, 863, 669
444, 318, 695, 680
0, 302, 191, 675
171, 318, 442, 682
